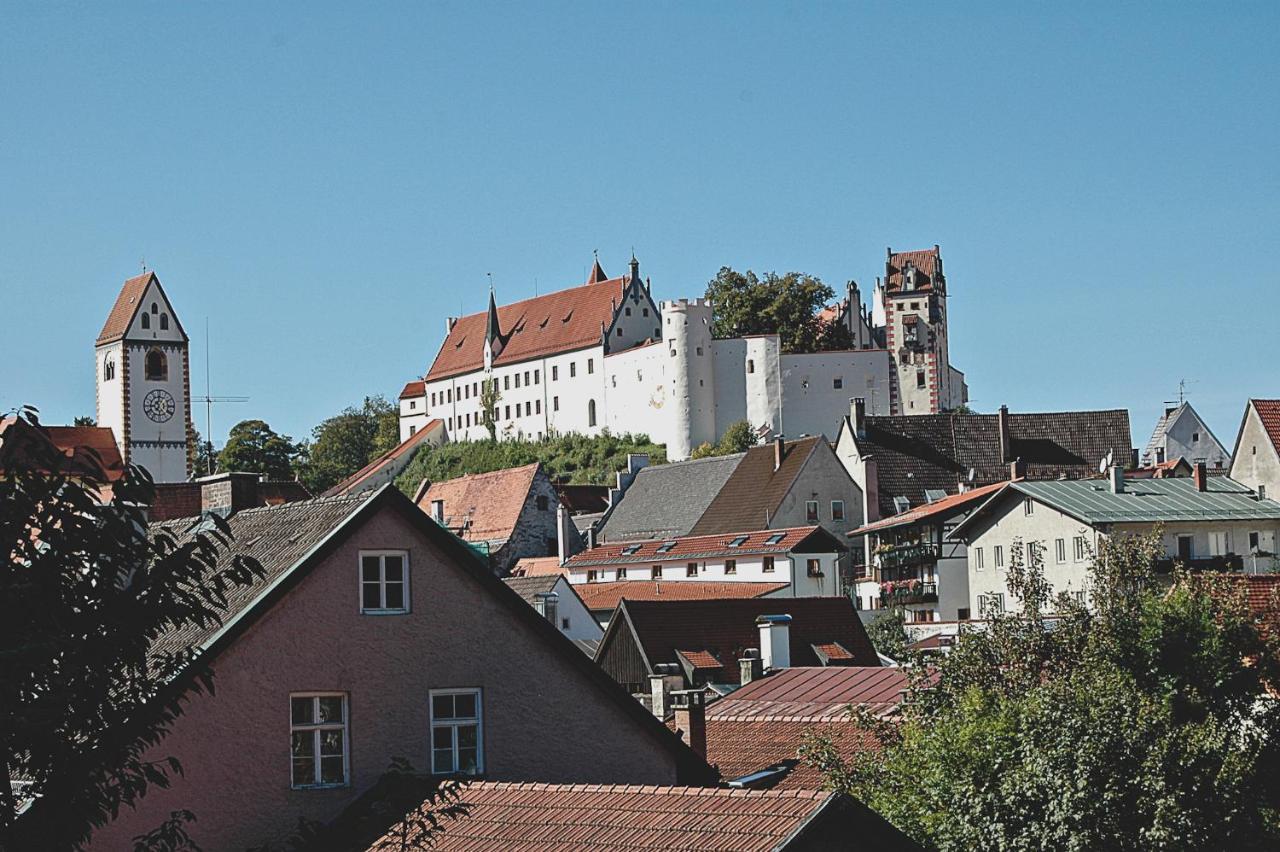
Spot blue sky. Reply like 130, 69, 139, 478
2, 2, 1277, 451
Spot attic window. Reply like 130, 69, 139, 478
727, 535, 749, 547
764, 533, 785, 545
562, 310, 574, 322
893, 496, 911, 514
621, 544, 642, 556
924, 489, 947, 503
656, 541, 677, 553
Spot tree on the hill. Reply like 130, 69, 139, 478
218, 419, 299, 481
802, 530, 1280, 850
73, 415, 96, 427
295, 396, 396, 494
705, 267, 834, 353
0, 408, 263, 849
689, 420, 759, 459
479, 378, 500, 442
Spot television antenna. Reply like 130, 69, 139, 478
1164, 378, 1197, 408
200, 318, 248, 476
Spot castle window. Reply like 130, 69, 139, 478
833, 377, 843, 389
643, 308, 649, 317
625, 307, 632, 316
553, 396, 559, 412
916, 370, 926, 389
160, 313, 169, 330
587, 359, 594, 374
103, 359, 115, 382
524, 371, 530, 385
141, 313, 150, 329
535, 400, 541, 414
533, 370, 539, 384
525, 401, 531, 416
150, 303, 158, 314
504, 405, 511, 419
569, 363, 576, 378
747, 360, 754, 374
504, 376, 510, 390
696, 347, 703, 356
514, 374, 520, 388
587, 399, 597, 427
616, 328, 622, 337
144, 349, 167, 381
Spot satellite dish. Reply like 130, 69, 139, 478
1105, 449, 1114, 468
1098, 457, 1109, 475
967, 468, 976, 483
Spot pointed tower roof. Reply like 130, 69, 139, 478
587, 254, 608, 284
97, 270, 188, 345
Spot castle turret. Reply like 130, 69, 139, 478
661, 298, 716, 460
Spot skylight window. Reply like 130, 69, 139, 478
764, 533, 786, 545
656, 541, 677, 553
727, 535, 749, 547
621, 544, 642, 556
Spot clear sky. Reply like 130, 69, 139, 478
3, 2, 1277, 452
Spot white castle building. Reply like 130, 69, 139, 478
400, 250, 967, 460
96, 271, 193, 482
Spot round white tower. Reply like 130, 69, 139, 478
662, 298, 716, 460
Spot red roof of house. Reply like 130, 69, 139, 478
708, 666, 910, 722
610, 597, 879, 684
399, 379, 425, 399
575, 580, 789, 612
705, 718, 880, 789
424, 276, 628, 382
565, 525, 839, 570
324, 419, 442, 497
0, 418, 124, 484
97, 272, 154, 344
363, 782, 842, 851
885, 246, 942, 293
510, 556, 567, 577
852, 481, 1007, 535
416, 462, 541, 542
1251, 400, 1280, 456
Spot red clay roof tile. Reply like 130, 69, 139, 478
1252, 399, 1280, 456
566, 526, 836, 570
575, 580, 790, 612
416, 463, 540, 542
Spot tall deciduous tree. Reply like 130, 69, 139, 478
801, 531, 1280, 850
217, 419, 299, 481
479, 378, 500, 442
0, 409, 263, 850
705, 267, 834, 353
295, 396, 396, 494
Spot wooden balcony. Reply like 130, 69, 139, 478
878, 542, 940, 570
879, 581, 939, 606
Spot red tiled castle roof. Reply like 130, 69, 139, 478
885, 246, 942, 293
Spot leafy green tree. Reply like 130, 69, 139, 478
190, 428, 218, 478
0, 408, 263, 849
479, 377, 500, 442
864, 607, 909, 661
688, 421, 759, 460
802, 531, 1280, 850
217, 420, 298, 481
705, 267, 834, 353
295, 396, 396, 494
73, 415, 96, 427
814, 317, 856, 351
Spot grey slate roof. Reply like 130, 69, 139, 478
151, 491, 373, 661
953, 476, 1280, 537
597, 453, 744, 542
502, 574, 561, 603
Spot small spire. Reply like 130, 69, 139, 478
587, 251, 608, 284
485, 285, 501, 346
628, 252, 640, 282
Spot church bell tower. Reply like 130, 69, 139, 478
95, 270, 193, 482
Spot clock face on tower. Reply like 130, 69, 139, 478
143, 389, 177, 423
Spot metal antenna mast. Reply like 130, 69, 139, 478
201, 318, 248, 475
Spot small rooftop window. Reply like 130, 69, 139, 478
893, 496, 911, 515
764, 533, 785, 545
727, 535, 749, 548
924, 489, 947, 504
656, 541, 677, 553
621, 544, 642, 556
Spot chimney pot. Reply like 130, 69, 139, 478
198, 471, 260, 518
998, 405, 1011, 463
1010, 459, 1027, 481
671, 689, 706, 757
756, 614, 792, 670
773, 435, 785, 471
1109, 464, 1124, 494
739, 649, 763, 685
1193, 462, 1207, 492
851, 397, 867, 439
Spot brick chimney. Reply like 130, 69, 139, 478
998, 405, 1011, 462
1193, 462, 1207, 492
198, 472, 260, 518
671, 689, 706, 757
773, 435, 785, 471
757, 614, 792, 670
1010, 459, 1027, 481
851, 397, 867, 439
739, 649, 763, 685
649, 664, 683, 718
556, 503, 572, 565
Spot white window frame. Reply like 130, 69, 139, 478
831, 500, 845, 521
290, 692, 349, 789
1074, 536, 1087, 562
993, 545, 1004, 569
429, 688, 483, 775
974, 547, 984, 571
359, 550, 410, 614
1055, 538, 1066, 564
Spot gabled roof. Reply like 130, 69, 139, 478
510, 555, 567, 577
707, 666, 910, 722
1235, 399, 1280, 461
574, 580, 789, 613
1143, 402, 1228, 464
601, 597, 879, 685
856, 409, 1131, 517
425, 277, 627, 381
96, 271, 187, 344
415, 462, 541, 543
323, 419, 442, 497
502, 574, 562, 600
598, 453, 744, 542
885, 246, 942, 293
688, 437, 823, 536
362, 782, 921, 852
852, 481, 1007, 535
398, 379, 425, 400
145, 485, 713, 782
566, 526, 843, 570
0, 419, 124, 484
950, 476, 1280, 539
705, 718, 878, 790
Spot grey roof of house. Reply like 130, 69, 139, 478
957, 476, 1280, 534
597, 453, 744, 542
502, 574, 561, 603
1142, 402, 1228, 464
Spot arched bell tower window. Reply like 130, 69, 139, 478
141, 313, 150, 330
145, 348, 168, 381
103, 359, 115, 381
160, 313, 169, 330
150, 303, 158, 314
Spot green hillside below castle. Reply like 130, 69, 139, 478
394, 431, 667, 496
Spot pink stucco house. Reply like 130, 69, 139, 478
81, 485, 710, 850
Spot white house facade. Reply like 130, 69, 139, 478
1229, 399, 1280, 502
1142, 402, 1230, 469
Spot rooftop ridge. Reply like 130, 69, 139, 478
467, 780, 830, 799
